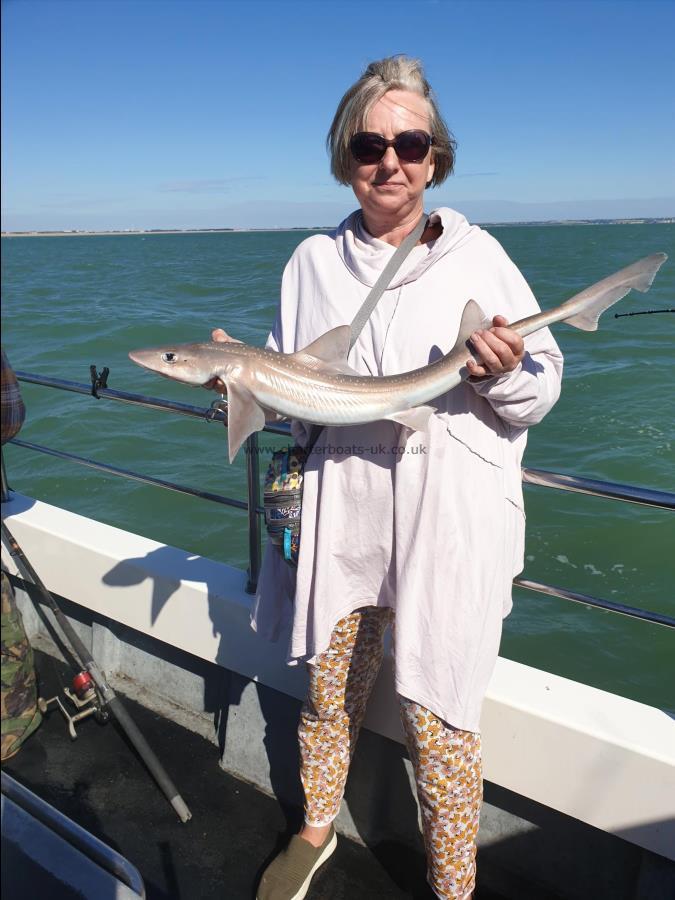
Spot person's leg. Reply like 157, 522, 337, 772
257, 606, 392, 900
299, 606, 392, 843
399, 697, 482, 900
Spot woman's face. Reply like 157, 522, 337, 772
349, 89, 435, 229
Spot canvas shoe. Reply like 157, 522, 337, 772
256, 826, 337, 900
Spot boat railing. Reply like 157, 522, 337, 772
2, 370, 674, 629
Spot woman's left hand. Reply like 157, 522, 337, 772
466, 315, 525, 378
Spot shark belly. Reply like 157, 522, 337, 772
254, 384, 391, 426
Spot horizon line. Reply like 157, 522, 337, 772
2, 216, 674, 237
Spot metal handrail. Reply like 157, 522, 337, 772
15, 370, 229, 425
9, 439, 258, 513
5, 370, 674, 624
522, 467, 674, 510
14, 371, 675, 508
513, 578, 675, 628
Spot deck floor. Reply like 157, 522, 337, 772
3, 650, 507, 900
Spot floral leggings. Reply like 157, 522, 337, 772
298, 607, 482, 900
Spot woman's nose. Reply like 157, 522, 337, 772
378, 146, 399, 172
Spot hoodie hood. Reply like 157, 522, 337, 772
334, 207, 481, 289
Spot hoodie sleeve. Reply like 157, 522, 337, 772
469, 332, 563, 427
468, 234, 564, 428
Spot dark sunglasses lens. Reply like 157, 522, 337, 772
350, 133, 386, 164
395, 131, 430, 162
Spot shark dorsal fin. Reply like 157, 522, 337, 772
292, 325, 358, 376
450, 300, 490, 352
296, 325, 351, 364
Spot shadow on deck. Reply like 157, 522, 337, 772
2, 651, 507, 900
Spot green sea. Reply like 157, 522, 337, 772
2, 224, 674, 711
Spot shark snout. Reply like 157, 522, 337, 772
128, 349, 154, 368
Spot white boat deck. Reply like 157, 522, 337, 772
3, 490, 673, 870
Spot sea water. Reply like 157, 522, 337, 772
2, 223, 674, 709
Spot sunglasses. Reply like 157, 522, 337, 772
350, 130, 435, 165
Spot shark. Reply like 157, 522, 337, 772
129, 253, 667, 462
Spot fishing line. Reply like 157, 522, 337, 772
614, 308, 675, 318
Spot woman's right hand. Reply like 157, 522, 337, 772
205, 328, 241, 392
212, 328, 240, 344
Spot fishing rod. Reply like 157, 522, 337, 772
614, 308, 675, 318
1, 520, 192, 824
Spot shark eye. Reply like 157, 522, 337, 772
162, 352, 177, 363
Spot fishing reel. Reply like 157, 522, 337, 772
205, 396, 229, 424
38, 670, 110, 740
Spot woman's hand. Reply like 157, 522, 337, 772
466, 315, 525, 378
204, 328, 241, 392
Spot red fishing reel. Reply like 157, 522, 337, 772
72, 671, 95, 701
39, 668, 108, 739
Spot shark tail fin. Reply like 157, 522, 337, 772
561, 252, 667, 332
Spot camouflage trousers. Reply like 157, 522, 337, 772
1, 570, 41, 760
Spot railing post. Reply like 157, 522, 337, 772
245, 433, 262, 594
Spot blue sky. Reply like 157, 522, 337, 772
2, 0, 674, 230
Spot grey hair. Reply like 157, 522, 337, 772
327, 55, 456, 187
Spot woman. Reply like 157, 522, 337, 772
215, 56, 563, 900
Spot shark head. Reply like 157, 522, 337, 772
128, 341, 241, 386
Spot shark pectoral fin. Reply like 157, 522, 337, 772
385, 405, 436, 432
224, 380, 266, 463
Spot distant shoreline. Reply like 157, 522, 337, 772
2, 217, 673, 237
0, 227, 334, 238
